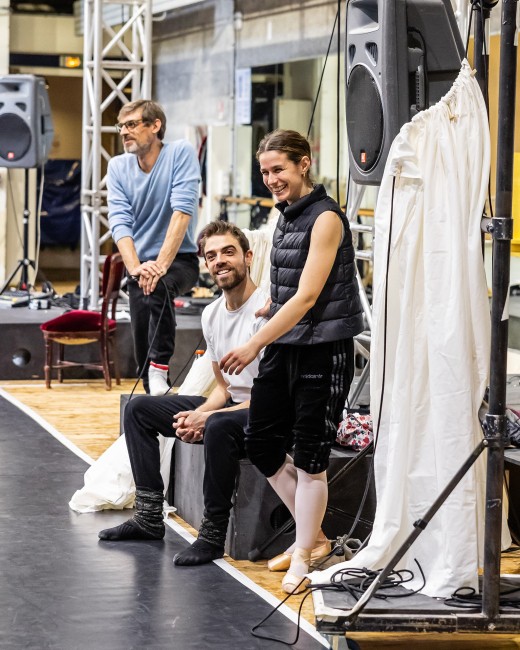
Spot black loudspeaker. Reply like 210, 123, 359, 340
345, 0, 464, 185
0, 75, 54, 168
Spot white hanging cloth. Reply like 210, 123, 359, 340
313, 60, 502, 597
69, 226, 274, 513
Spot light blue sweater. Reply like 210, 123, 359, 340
107, 140, 200, 260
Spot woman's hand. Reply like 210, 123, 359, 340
220, 341, 261, 375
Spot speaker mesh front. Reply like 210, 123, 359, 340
346, 65, 384, 173
0, 113, 32, 162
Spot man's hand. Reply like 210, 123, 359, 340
131, 260, 166, 295
220, 340, 262, 375
173, 409, 211, 443
255, 297, 272, 319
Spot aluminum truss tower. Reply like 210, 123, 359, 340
80, 0, 152, 309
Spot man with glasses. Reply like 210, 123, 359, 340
108, 100, 200, 395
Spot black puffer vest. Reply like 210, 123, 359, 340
270, 184, 364, 345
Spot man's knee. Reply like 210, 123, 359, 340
124, 395, 149, 428
124, 395, 170, 439
204, 412, 246, 449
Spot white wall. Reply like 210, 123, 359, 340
10, 14, 83, 56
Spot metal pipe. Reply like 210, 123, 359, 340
473, 2, 491, 110
482, 0, 518, 622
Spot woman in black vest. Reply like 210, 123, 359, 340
221, 129, 364, 593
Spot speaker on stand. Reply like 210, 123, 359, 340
0, 74, 54, 293
345, 0, 465, 186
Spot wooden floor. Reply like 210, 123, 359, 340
2, 377, 520, 649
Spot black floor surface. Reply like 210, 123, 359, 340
0, 395, 326, 650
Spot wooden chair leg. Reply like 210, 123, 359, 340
44, 338, 52, 389
100, 338, 112, 390
58, 343, 65, 383
110, 335, 121, 386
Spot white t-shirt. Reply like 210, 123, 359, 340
201, 287, 268, 404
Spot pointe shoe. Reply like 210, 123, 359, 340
282, 548, 311, 595
267, 538, 332, 572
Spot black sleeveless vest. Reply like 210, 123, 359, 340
270, 184, 364, 345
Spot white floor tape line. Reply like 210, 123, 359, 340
165, 516, 330, 648
0, 387, 94, 465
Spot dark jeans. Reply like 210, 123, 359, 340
128, 253, 199, 393
124, 394, 248, 532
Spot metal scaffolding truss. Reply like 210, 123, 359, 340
80, 0, 152, 309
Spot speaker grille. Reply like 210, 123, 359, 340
0, 113, 32, 162
365, 42, 378, 65
346, 65, 384, 173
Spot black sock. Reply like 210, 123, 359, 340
98, 518, 165, 541
172, 539, 224, 566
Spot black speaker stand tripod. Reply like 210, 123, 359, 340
0, 168, 37, 296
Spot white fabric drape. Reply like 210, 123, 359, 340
69, 225, 274, 513
68, 433, 174, 512
312, 61, 495, 597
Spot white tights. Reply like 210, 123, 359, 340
267, 455, 328, 552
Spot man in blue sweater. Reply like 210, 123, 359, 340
108, 100, 200, 395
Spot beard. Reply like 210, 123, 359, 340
122, 139, 139, 154
213, 264, 247, 291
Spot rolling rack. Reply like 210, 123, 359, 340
312, 2, 520, 648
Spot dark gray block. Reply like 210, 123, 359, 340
171, 439, 294, 561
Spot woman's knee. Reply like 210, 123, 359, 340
245, 436, 286, 477
293, 449, 331, 475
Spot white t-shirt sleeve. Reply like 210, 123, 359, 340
201, 302, 218, 363
199, 289, 269, 403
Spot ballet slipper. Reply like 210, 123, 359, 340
267, 538, 332, 572
281, 548, 311, 595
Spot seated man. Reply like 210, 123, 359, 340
98, 220, 268, 565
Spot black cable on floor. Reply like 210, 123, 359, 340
445, 583, 520, 611
313, 559, 426, 604
251, 584, 320, 647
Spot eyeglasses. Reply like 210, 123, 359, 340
115, 119, 148, 133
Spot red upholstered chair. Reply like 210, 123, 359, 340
40, 253, 125, 390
